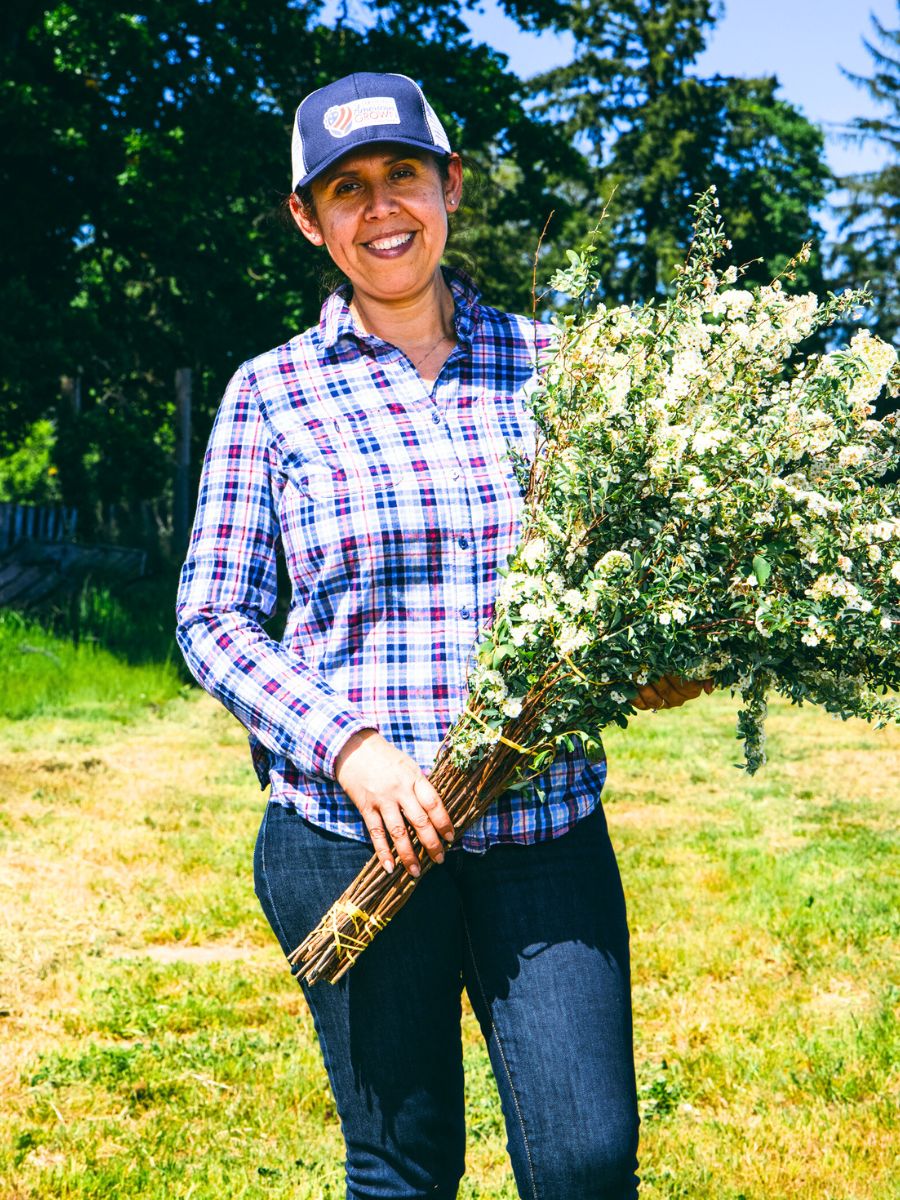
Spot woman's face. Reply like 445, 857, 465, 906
291, 145, 462, 307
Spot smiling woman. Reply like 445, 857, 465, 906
290, 145, 463, 383
173, 70, 707, 1200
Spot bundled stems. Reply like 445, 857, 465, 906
288, 672, 561, 985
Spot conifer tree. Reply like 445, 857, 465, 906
828, 4, 900, 360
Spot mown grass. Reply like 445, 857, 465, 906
0, 680, 897, 1199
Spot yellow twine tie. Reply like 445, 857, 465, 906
329, 901, 388, 965
462, 706, 532, 756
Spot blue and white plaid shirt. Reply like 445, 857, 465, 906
176, 268, 605, 852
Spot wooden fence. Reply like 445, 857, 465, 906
0, 502, 78, 551
0, 503, 146, 608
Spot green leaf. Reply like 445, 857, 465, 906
752, 555, 771, 586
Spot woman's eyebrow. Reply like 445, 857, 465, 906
322, 155, 421, 188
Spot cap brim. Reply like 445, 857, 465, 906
293, 135, 451, 191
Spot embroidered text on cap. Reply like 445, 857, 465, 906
323, 97, 401, 139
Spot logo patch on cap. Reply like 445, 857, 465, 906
323, 97, 401, 139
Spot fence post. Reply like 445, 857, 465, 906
174, 367, 192, 553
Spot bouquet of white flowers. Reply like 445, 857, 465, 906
291, 188, 900, 985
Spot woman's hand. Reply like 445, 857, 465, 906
334, 730, 455, 877
631, 675, 714, 711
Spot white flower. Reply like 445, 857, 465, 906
509, 622, 536, 648
754, 606, 773, 637
561, 588, 588, 614
837, 555, 853, 574
867, 519, 900, 542
556, 624, 591, 656
891, 562, 900, 584
881, 616, 894, 631
500, 696, 524, 719
721, 289, 754, 316
692, 426, 731, 455
838, 445, 870, 469
596, 550, 632, 576
520, 538, 548, 569
519, 601, 544, 624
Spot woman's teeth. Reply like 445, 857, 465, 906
368, 233, 413, 251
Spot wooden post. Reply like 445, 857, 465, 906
174, 367, 192, 553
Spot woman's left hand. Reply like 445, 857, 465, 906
631, 675, 714, 711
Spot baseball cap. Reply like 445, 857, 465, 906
291, 72, 452, 192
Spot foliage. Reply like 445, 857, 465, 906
828, 4, 900, 371
0, 419, 61, 503
451, 190, 900, 774
519, 0, 831, 303
0, 0, 580, 542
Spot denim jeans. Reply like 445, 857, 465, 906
254, 800, 640, 1200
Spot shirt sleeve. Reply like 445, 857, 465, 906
175, 365, 375, 781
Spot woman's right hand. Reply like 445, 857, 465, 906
333, 730, 455, 877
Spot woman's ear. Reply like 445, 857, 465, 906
443, 153, 463, 212
289, 193, 325, 246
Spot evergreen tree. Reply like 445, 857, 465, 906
828, 4, 900, 359
509, 0, 831, 302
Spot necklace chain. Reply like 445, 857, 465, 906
409, 330, 452, 370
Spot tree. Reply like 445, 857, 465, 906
0, 0, 584, 547
828, 4, 900, 362
506, 0, 831, 303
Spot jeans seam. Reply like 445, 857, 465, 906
257, 804, 292, 954
461, 911, 539, 1200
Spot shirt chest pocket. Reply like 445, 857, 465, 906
281, 409, 406, 496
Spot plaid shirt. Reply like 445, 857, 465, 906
176, 268, 605, 852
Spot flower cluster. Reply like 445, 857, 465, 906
448, 188, 900, 774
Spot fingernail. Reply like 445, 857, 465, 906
409, 863, 421, 878
446, 829, 455, 843
384, 860, 394, 874
435, 852, 445, 865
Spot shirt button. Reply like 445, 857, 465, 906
458, 535, 470, 549
431, 411, 441, 425
460, 606, 472, 620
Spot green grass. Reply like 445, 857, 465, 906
0, 680, 897, 1199
0, 608, 183, 721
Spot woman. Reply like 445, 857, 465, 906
176, 71, 710, 1200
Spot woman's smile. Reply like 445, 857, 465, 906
363, 230, 416, 257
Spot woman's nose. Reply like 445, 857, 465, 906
364, 181, 399, 219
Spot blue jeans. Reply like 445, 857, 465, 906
254, 801, 640, 1199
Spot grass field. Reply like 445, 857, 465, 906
0, 673, 898, 1198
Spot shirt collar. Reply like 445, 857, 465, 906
318, 266, 481, 351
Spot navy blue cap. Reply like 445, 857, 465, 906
291, 72, 452, 191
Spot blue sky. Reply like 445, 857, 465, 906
462, 0, 895, 180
